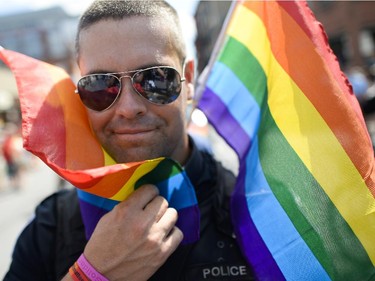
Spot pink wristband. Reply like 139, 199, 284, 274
77, 254, 109, 281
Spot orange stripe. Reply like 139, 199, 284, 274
245, 1, 375, 195
62, 90, 104, 170
80, 163, 141, 197
41, 64, 104, 170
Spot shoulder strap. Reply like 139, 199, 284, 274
212, 159, 237, 236
55, 189, 87, 280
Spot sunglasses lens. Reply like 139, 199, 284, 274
133, 67, 182, 104
77, 75, 120, 111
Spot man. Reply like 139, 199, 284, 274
4, 1, 253, 280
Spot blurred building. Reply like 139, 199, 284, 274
309, 1, 375, 70
194, 1, 375, 74
0, 6, 78, 71
0, 6, 78, 124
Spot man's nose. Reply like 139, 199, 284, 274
112, 76, 147, 118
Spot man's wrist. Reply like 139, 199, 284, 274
69, 261, 89, 281
76, 254, 109, 281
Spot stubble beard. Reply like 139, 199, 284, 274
102, 135, 175, 164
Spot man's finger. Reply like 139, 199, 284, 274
144, 195, 169, 222
117, 184, 159, 210
157, 207, 179, 237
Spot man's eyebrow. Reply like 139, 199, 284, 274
85, 63, 173, 75
85, 69, 112, 75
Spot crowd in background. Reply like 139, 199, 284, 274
0, 120, 35, 192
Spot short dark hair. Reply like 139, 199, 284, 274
75, 0, 186, 62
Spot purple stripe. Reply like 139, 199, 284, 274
79, 198, 108, 240
177, 205, 201, 245
79, 199, 200, 244
198, 87, 251, 158
231, 160, 285, 281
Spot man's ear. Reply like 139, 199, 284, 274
184, 59, 195, 101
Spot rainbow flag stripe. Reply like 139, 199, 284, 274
0, 47, 199, 244
77, 157, 200, 242
198, 1, 375, 280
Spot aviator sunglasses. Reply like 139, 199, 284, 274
75, 66, 186, 111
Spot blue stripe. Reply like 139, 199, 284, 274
157, 171, 198, 210
232, 159, 285, 279
244, 137, 331, 280
206, 61, 260, 139
78, 189, 117, 211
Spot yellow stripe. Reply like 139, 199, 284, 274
110, 159, 162, 201
228, 3, 375, 262
103, 148, 116, 166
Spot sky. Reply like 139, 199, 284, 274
0, 0, 199, 16
0, 0, 199, 57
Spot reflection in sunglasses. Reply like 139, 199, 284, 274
76, 66, 185, 111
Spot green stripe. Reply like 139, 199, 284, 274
218, 37, 267, 107
217, 33, 374, 278
135, 158, 181, 189
258, 106, 374, 279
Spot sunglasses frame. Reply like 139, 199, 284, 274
75, 65, 186, 111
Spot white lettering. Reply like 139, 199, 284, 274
202, 265, 248, 278
230, 266, 239, 276
203, 268, 210, 278
239, 265, 247, 275
212, 267, 220, 276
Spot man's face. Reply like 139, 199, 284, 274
77, 16, 193, 164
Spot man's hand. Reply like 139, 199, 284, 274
82, 184, 183, 281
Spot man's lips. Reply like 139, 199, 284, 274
112, 127, 155, 135
110, 129, 155, 143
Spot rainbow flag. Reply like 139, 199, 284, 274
0, 47, 199, 244
197, 1, 375, 280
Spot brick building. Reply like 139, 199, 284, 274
309, 1, 375, 70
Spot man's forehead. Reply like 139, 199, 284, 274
79, 16, 174, 48
77, 17, 180, 74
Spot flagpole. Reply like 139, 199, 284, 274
194, 0, 238, 103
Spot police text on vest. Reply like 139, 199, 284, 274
202, 265, 248, 279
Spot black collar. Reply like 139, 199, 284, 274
183, 136, 217, 203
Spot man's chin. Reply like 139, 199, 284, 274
108, 148, 164, 164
